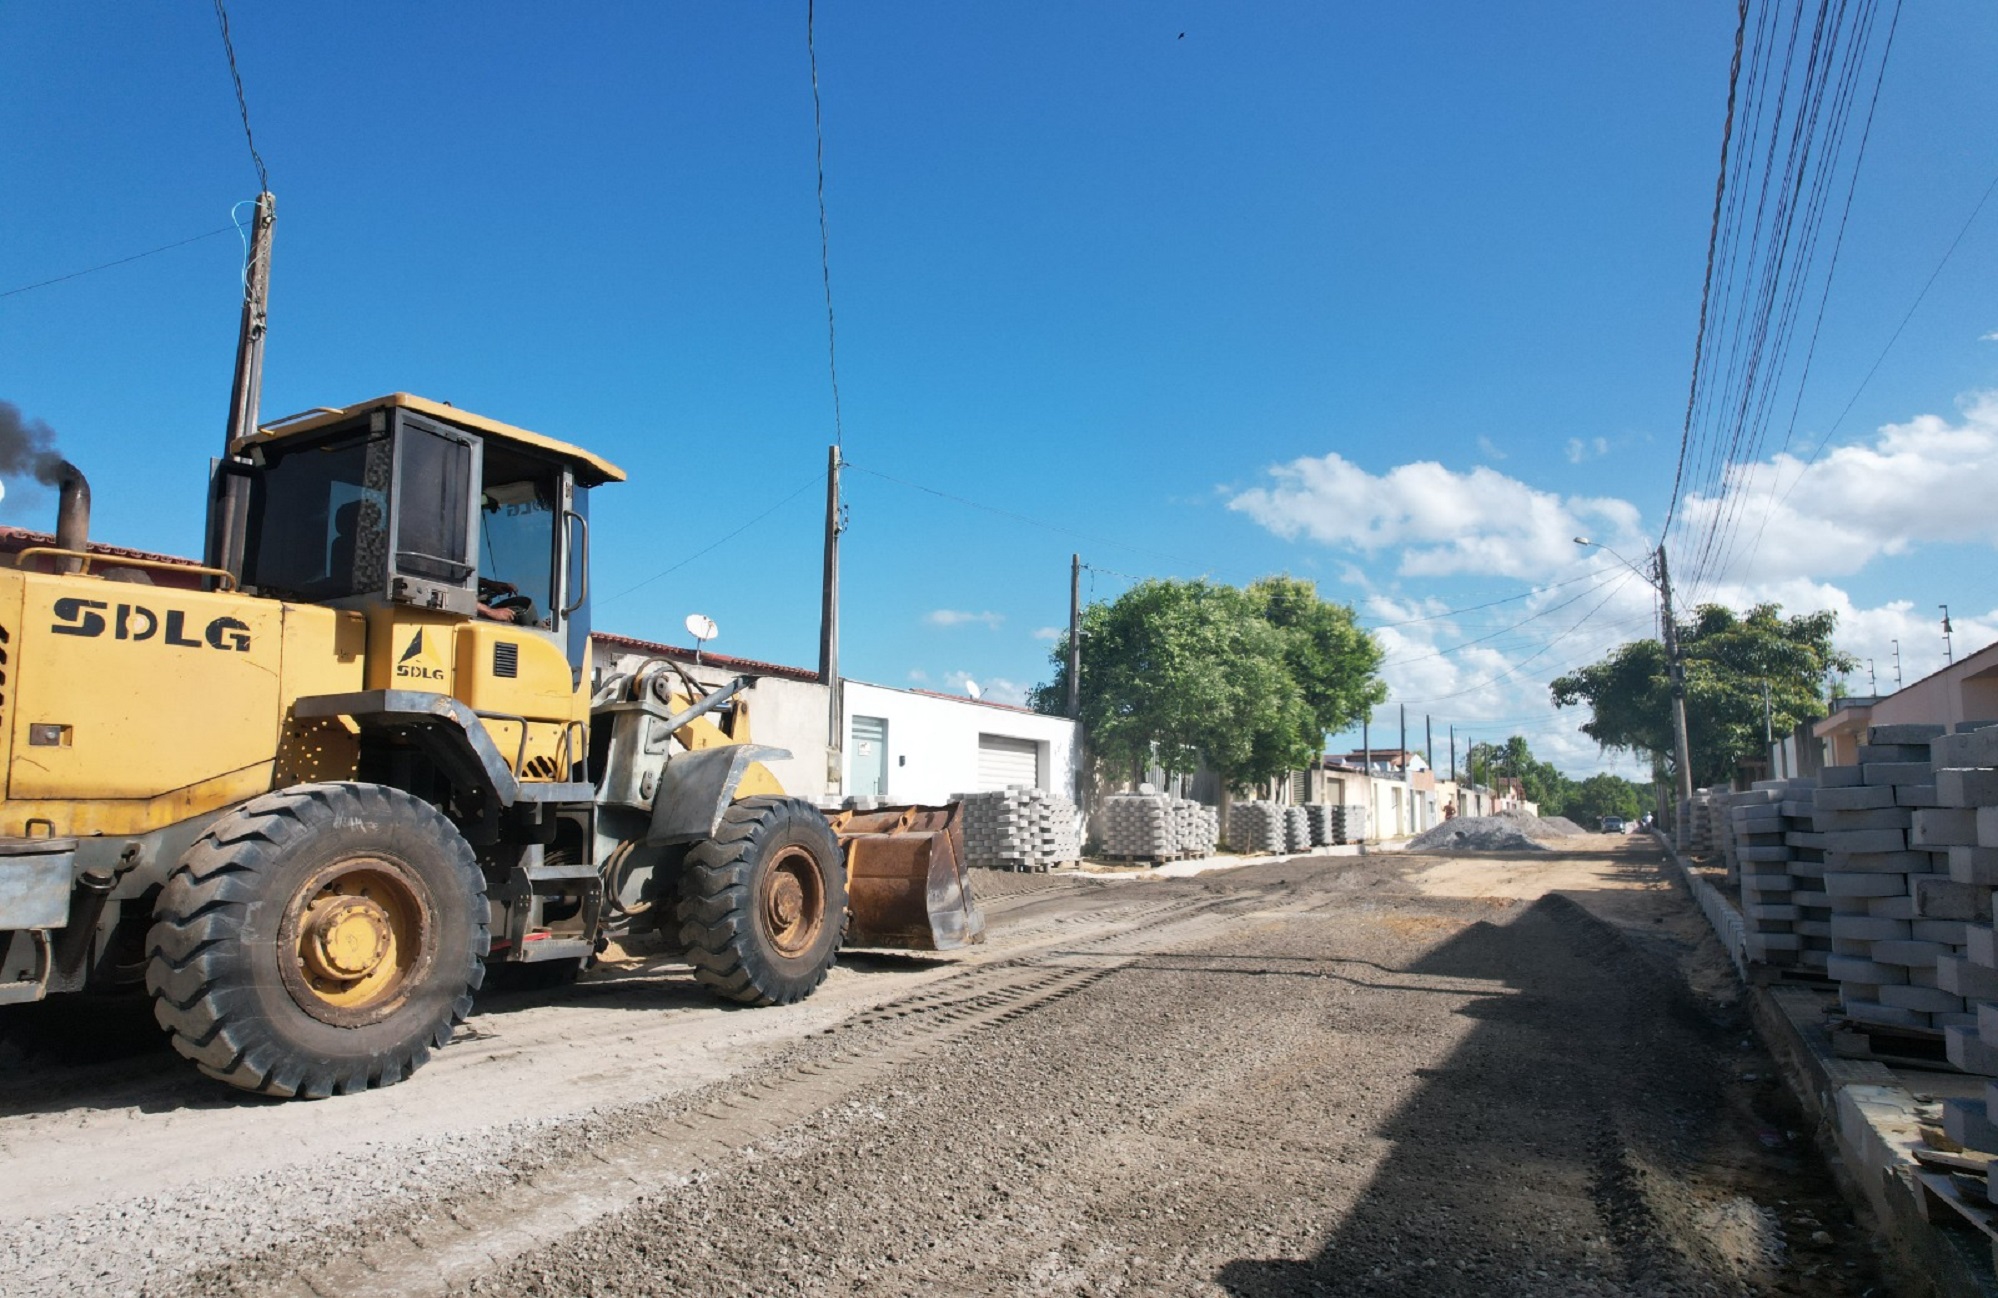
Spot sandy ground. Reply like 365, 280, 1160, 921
0, 837, 1886, 1297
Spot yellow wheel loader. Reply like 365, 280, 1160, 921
0, 393, 981, 1097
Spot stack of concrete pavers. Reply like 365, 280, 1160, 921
1283, 806, 1311, 853
1896, 724, 1998, 1151
1336, 804, 1370, 844
1227, 800, 1285, 854
1036, 796, 1085, 867
1175, 800, 1219, 857
1101, 792, 1176, 859
1302, 804, 1339, 847
955, 787, 1047, 869
1729, 783, 1795, 965
1819, 725, 1979, 1032
1780, 780, 1834, 973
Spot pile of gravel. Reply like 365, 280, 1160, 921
1407, 815, 1551, 853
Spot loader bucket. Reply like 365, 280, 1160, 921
830, 803, 986, 951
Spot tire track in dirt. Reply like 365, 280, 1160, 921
199, 886, 1275, 1298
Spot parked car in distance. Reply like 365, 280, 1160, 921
1600, 817, 1629, 834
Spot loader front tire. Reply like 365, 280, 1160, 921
145, 783, 488, 1098
678, 797, 847, 1006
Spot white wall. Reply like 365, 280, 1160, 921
593, 641, 832, 802
841, 680, 1080, 805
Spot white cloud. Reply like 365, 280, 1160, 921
1565, 436, 1610, 464
1981, 331, 1998, 342
925, 609, 1005, 629
1476, 435, 1507, 461
1676, 391, 1998, 583
1032, 626, 1062, 641
1229, 453, 1645, 580
906, 668, 930, 683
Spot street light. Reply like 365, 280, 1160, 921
1575, 536, 1694, 846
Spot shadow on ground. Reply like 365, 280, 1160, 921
1214, 890, 1879, 1297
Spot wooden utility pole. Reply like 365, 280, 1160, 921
208, 190, 274, 580
819, 445, 844, 793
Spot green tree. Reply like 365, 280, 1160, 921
1565, 772, 1645, 825
1464, 735, 1571, 814
1549, 602, 1853, 788
1032, 576, 1384, 791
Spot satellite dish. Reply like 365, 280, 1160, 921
964, 679, 983, 700
684, 614, 719, 642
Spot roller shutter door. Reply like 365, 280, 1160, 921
976, 733, 1040, 791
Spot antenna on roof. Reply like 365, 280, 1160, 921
963, 679, 983, 700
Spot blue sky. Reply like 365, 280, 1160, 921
3, 2, 1995, 776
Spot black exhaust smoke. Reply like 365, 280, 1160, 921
0, 401, 88, 572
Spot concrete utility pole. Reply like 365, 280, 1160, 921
1425, 714, 1433, 774
209, 190, 275, 581
1656, 544, 1694, 843
1943, 606, 1955, 666
1399, 704, 1408, 781
1762, 680, 1773, 745
819, 445, 844, 793
1449, 724, 1456, 784
1067, 554, 1081, 719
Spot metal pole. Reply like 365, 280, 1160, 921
1657, 544, 1694, 846
209, 190, 275, 581
1892, 640, 1903, 690
1943, 605, 1955, 666
819, 445, 843, 794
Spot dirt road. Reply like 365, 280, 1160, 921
0, 837, 1885, 1296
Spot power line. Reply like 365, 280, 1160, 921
1665, 0, 1753, 540
806, 0, 844, 449
598, 468, 826, 606
0, 225, 237, 300
1761, 161, 1998, 519
1388, 571, 1641, 707
211, 0, 268, 192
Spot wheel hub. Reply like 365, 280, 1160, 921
760, 847, 825, 958
278, 856, 435, 1027
768, 874, 805, 928
301, 895, 394, 981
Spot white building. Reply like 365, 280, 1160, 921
592, 632, 1080, 808
842, 681, 1080, 806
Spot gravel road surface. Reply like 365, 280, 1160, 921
0, 836, 1887, 1296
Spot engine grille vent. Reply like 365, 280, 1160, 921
493, 641, 519, 678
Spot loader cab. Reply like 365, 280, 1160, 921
233, 394, 624, 682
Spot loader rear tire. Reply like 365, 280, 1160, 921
678, 797, 847, 1006
145, 783, 488, 1098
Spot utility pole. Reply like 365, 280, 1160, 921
1066, 554, 1082, 719
1892, 640, 1903, 690
1943, 605, 1955, 666
1762, 680, 1773, 745
819, 445, 844, 794
208, 190, 275, 582
1399, 704, 1408, 781
1656, 544, 1694, 846
1362, 718, 1373, 843
1449, 724, 1456, 784
1425, 714, 1433, 774
1867, 660, 1877, 695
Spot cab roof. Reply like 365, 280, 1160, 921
237, 393, 627, 486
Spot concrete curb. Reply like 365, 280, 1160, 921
1656, 830, 1998, 1296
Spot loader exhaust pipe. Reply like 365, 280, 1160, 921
54, 460, 90, 575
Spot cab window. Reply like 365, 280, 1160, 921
479, 445, 561, 628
